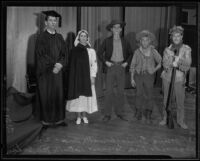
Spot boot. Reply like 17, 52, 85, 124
141, 109, 147, 124
178, 122, 188, 129
177, 109, 188, 129
159, 110, 167, 126
141, 115, 146, 124
133, 108, 138, 121
135, 108, 142, 120
146, 109, 152, 124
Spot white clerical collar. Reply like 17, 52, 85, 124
46, 29, 56, 35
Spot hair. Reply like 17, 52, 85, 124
140, 35, 150, 40
138, 35, 157, 47
45, 16, 48, 21
45, 15, 57, 21
170, 32, 183, 37
112, 24, 122, 28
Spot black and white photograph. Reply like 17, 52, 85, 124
1, 0, 199, 160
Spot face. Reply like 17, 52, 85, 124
172, 32, 183, 45
111, 24, 122, 35
79, 32, 88, 45
45, 16, 57, 30
140, 36, 151, 49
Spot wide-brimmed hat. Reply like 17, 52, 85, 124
106, 20, 126, 31
169, 25, 184, 35
136, 30, 157, 47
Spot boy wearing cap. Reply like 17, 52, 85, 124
97, 20, 133, 122
130, 30, 162, 124
34, 10, 67, 128
159, 26, 192, 129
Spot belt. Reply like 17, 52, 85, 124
110, 61, 123, 65
141, 70, 148, 75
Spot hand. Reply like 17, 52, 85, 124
105, 61, 113, 67
91, 77, 95, 85
54, 63, 63, 70
172, 61, 178, 67
174, 55, 180, 62
172, 55, 179, 67
149, 68, 156, 74
53, 67, 59, 74
131, 79, 136, 88
121, 62, 128, 68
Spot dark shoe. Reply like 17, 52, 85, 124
39, 125, 48, 139
59, 122, 68, 127
42, 124, 50, 130
117, 115, 128, 121
147, 110, 152, 119
102, 115, 111, 122
51, 122, 68, 128
134, 109, 138, 120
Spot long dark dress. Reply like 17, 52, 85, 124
34, 30, 67, 124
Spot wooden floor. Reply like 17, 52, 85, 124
21, 87, 196, 158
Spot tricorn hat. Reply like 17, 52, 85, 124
42, 10, 62, 27
106, 20, 126, 31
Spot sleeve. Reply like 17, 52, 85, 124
177, 46, 192, 72
153, 49, 162, 64
125, 40, 133, 65
96, 39, 106, 64
129, 50, 137, 73
89, 49, 98, 78
162, 48, 173, 70
35, 35, 55, 76
57, 35, 68, 68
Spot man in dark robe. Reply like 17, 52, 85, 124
34, 10, 67, 128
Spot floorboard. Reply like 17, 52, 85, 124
21, 87, 196, 158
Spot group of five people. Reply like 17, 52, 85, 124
34, 10, 192, 130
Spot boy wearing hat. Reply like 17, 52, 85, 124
130, 30, 162, 124
97, 20, 133, 122
159, 26, 192, 129
34, 10, 67, 128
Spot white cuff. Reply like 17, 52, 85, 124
91, 73, 96, 78
55, 63, 63, 69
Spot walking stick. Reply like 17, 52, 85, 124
166, 49, 178, 129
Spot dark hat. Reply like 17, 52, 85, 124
42, 10, 62, 27
106, 20, 126, 31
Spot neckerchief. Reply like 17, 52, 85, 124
170, 42, 183, 56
